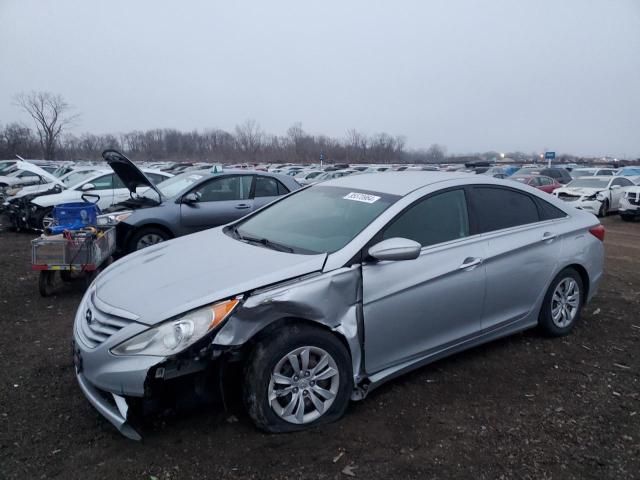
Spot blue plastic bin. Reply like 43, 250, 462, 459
51, 202, 100, 232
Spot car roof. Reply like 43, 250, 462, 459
321, 171, 475, 196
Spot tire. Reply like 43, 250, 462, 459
128, 227, 170, 252
38, 271, 59, 297
621, 214, 634, 222
243, 323, 353, 433
597, 200, 609, 218
538, 268, 584, 337
34, 207, 54, 231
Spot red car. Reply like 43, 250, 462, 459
509, 174, 561, 194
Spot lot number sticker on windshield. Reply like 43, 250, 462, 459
343, 192, 381, 203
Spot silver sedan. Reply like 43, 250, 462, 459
73, 172, 604, 439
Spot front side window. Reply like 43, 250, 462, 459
612, 178, 632, 187
87, 174, 114, 190
236, 186, 398, 254
472, 187, 539, 233
192, 175, 251, 202
382, 189, 469, 247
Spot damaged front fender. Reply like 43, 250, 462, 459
213, 265, 368, 398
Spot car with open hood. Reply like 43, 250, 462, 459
97, 150, 301, 253
20, 159, 171, 230
553, 175, 634, 217
72, 171, 604, 440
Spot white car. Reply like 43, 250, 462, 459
4, 165, 104, 201
569, 167, 616, 178
618, 186, 640, 221
553, 176, 634, 217
29, 168, 171, 229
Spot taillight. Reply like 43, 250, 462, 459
589, 224, 605, 242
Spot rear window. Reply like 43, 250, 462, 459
472, 187, 539, 233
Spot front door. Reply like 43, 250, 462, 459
362, 188, 487, 374
78, 174, 115, 210
180, 175, 254, 233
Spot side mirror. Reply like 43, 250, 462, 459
368, 237, 421, 262
611, 185, 621, 190
53, 184, 63, 193
182, 192, 199, 204
81, 183, 95, 191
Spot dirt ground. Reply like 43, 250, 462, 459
0, 215, 638, 480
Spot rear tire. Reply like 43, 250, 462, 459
538, 268, 584, 337
128, 227, 170, 252
38, 271, 59, 297
243, 323, 353, 433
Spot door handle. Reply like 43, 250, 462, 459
235, 204, 251, 210
459, 257, 482, 270
542, 232, 557, 242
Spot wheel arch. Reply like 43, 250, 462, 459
127, 222, 175, 248
562, 263, 590, 301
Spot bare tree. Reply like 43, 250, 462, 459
13, 91, 78, 159
234, 119, 264, 161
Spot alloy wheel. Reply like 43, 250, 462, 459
136, 233, 165, 250
268, 346, 340, 425
551, 278, 580, 328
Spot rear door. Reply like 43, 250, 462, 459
469, 186, 565, 332
363, 188, 487, 373
180, 175, 253, 233
252, 175, 291, 209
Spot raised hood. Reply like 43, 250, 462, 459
94, 227, 327, 325
15, 161, 63, 186
102, 149, 162, 199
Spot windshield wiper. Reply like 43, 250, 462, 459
233, 227, 294, 253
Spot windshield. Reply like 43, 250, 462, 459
567, 178, 610, 188
146, 170, 209, 199
63, 170, 100, 186
617, 167, 640, 176
235, 186, 398, 254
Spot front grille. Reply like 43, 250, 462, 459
628, 193, 640, 206
78, 291, 134, 348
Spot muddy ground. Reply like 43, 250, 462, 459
0, 215, 638, 479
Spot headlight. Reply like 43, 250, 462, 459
97, 211, 133, 226
111, 299, 239, 356
595, 192, 606, 201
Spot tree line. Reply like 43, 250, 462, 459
1, 91, 450, 164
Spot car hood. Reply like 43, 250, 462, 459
102, 149, 163, 199
555, 187, 602, 196
15, 161, 64, 186
93, 227, 327, 325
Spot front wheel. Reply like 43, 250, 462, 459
597, 200, 609, 218
128, 227, 170, 252
243, 324, 353, 432
538, 268, 584, 337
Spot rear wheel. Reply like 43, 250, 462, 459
38, 271, 60, 297
128, 227, 170, 252
243, 324, 353, 432
539, 268, 584, 337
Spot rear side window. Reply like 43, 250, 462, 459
383, 189, 469, 247
535, 198, 567, 220
472, 187, 539, 233
255, 176, 279, 197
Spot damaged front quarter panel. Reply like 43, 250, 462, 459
212, 265, 368, 399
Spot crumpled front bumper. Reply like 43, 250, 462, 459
558, 197, 601, 214
75, 368, 142, 441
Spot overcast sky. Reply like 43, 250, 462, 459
1, 0, 639, 157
